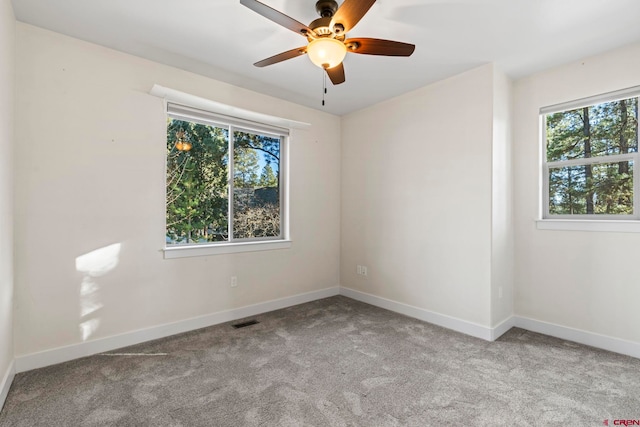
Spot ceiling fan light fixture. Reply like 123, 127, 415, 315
307, 38, 347, 69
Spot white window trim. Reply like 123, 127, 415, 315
164, 240, 292, 259
150, 84, 310, 130
536, 219, 640, 233
153, 86, 298, 257
539, 86, 640, 231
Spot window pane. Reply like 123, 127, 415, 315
546, 97, 638, 162
549, 160, 634, 215
166, 118, 229, 245
233, 130, 281, 239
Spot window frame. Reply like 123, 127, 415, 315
540, 86, 640, 223
163, 103, 291, 257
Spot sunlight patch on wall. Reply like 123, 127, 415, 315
75, 243, 122, 341
79, 319, 101, 342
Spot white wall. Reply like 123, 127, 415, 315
0, 0, 15, 405
491, 67, 514, 326
13, 23, 341, 357
341, 64, 497, 328
513, 42, 640, 344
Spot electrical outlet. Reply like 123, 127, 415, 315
231, 276, 238, 288
356, 265, 368, 276
362, 266, 368, 276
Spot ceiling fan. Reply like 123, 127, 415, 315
240, 0, 415, 85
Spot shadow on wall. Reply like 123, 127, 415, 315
75, 243, 122, 341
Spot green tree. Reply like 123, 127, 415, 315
166, 119, 229, 243
259, 164, 278, 187
233, 146, 260, 188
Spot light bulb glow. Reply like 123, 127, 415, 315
307, 38, 347, 69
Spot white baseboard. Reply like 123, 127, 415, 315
15, 286, 340, 373
491, 316, 516, 341
0, 360, 15, 412
13, 286, 640, 375
339, 287, 509, 341
338, 289, 640, 358
514, 316, 640, 359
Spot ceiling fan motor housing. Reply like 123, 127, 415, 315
315, 0, 338, 17
314, 0, 345, 35
308, 17, 345, 40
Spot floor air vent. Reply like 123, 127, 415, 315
232, 319, 259, 329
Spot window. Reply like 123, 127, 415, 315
541, 88, 639, 220
165, 103, 288, 253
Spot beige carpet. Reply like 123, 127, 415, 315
1, 296, 639, 426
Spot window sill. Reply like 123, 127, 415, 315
536, 219, 640, 233
164, 240, 292, 259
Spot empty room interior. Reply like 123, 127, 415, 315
1, 0, 640, 425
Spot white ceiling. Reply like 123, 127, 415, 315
11, 0, 640, 115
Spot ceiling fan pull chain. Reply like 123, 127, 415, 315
322, 70, 326, 106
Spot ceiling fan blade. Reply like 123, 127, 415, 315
240, 0, 315, 37
330, 0, 376, 33
345, 38, 415, 56
325, 63, 346, 85
254, 47, 307, 67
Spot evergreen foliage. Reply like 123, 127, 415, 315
546, 97, 638, 215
